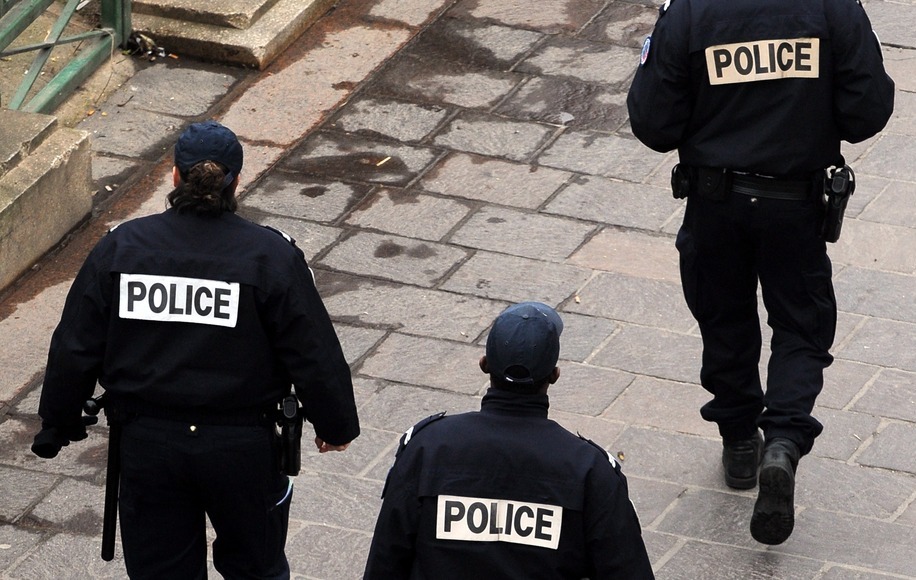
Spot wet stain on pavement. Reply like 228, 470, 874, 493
498, 76, 629, 132
76, 442, 108, 469
385, 189, 421, 205
375, 240, 405, 258
312, 270, 382, 299
405, 18, 542, 70
300, 185, 329, 198
374, 240, 437, 259
294, 154, 412, 185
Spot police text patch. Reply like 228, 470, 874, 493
705, 38, 819, 85
119, 274, 240, 328
436, 495, 562, 550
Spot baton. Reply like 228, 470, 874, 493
84, 396, 119, 562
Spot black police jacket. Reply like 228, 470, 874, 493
39, 208, 359, 445
363, 388, 655, 579
626, 0, 894, 176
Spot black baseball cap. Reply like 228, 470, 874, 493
486, 302, 563, 384
174, 120, 243, 182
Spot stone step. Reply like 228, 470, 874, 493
132, 0, 282, 31
132, 0, 337, 69
0, 109, 92, 292
0, 110, 58, 181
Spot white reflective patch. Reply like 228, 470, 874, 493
436, 495, 563, 550
119, 274, 239, 328
705, 37, 819, 85
403, 425, 414, 446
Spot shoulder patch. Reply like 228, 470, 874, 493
396, 411, 446, 457
261, 224, 297, 246
660, 0, 675, 16
578, 433, 620, 471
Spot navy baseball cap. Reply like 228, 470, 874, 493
486, 302, 563, 384
174, 120, 243, 181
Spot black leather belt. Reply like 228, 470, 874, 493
731, 172, 813, 201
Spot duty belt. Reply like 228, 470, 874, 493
107, 396, 278, 426
731, 172, 813, 201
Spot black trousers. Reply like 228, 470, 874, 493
119, 416, 292, 579
676, 191, 836, 455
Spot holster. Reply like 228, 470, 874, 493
820, 165, 855, 243
279, 395, 303, 476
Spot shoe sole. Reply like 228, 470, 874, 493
750, 462, 794, 545
724, 471, 757, 490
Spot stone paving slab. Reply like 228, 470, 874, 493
366, 0, 449, 27
287, 524, 372, 578
402, 17, 545, 69
834, 267, 916, 322
603, 376, 717, 438
852, 369, 916, 422
2, 0, 916, 577
654, 540, 826, 580
243, 213, 342, 261
545, 361, 633, 416
579, 0, 657, 49
358, 333, 486, 395
283, 132, 440, 187
432, 111, 557, 162
813, 407, 882, 461
419, 152, 573, 208
547, 176, 684, 231
504, 77, 628, 133
838, 319, 916, 371
817, 359, 879, 410
355, 382, 482, 433
449, 206, 597, 261
569, 228, 681, 283
539, 130, 667, 181
241, 173, 372, 224
449, 0, 607, 34
516, 37, 640, 89
590, 325, 703, 384
371, 53, 523, 109
797, 455, 914, 519
439, 250, 592, 304
319, 230, 468, 286
345, 188, 473, 241
858, 180, 916, 228
570, 271, 695, 332
319, 273, 504, 342
331, 96, 452, 143
554, 311, 620, 361
856, 422, 916, 475
776, 509, 916, 577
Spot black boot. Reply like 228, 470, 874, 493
751, 438, 800, 545
722, 432, 763, 489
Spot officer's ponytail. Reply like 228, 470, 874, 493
167, 160, 238, 216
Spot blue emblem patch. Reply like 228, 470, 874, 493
640, 36, 651, 66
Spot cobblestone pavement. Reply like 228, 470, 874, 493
1, 0, 915, 578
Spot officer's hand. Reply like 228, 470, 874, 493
31, 426, 70, 459
31, 416, 97, 459
315, 437, 350, 453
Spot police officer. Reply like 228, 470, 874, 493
363, 302, 654, 579
31, 121, 360, 578
626, 0, 894, 545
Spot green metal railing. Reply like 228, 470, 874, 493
0, 0, 131, 114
